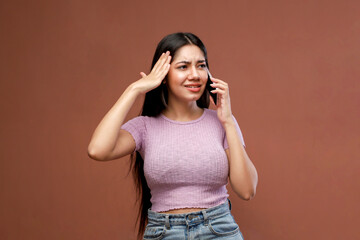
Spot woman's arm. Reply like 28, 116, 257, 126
87, 84, 141, 161
88, 52, 171, 161
209, 77, 258, 200
224, 124, 258, 200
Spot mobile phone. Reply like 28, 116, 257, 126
206, 70, 217, 105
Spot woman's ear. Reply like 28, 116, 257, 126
163, 76, 167, 84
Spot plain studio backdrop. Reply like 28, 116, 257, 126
0, 0, 359, 239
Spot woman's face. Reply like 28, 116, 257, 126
166, 45, 208, 104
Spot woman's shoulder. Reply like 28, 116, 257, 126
202, 108, 223, 126
203, 108, 219, 120
125, 114, 164, 126
204, 108, 237, 122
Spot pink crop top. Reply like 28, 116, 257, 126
121, 108, 245, 212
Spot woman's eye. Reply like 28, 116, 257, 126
178, 65, 187, 70
198, 64, 207, 68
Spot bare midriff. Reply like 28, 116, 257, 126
159, 208, 206, 214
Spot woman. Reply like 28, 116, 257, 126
88, 32, 258, 239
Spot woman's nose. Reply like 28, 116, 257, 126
189, 66, 200, 79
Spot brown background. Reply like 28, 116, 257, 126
1, 0, 359, 239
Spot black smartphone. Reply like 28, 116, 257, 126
206, 70, 217, 105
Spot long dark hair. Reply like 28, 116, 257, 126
131, 32, 210, 239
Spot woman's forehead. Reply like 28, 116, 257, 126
172, 45, 205, 62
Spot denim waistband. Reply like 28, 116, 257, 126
147, 199, 232, 228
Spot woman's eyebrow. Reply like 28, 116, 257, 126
175, 60, 206, 65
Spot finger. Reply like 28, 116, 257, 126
157, 52, 171, 73
210, 79, 229, 91
153, 51, 170, 73
210, 78, 228, 85
165, 55, 172, 64
151, 52, 166, 73
140, 72, 147, 78
211, 88, 226, 95
210, 83, 227, 90
158, 63, 171, 79
211, 81, 228, 90
158, 55, 171, 74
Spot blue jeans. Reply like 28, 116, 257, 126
144, 199, 244, 240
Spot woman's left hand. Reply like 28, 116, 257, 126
210, 77, 234, 125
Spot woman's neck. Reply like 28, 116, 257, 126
162, 101, 204, 122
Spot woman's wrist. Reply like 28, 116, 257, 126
127, 81, 145, 96
222, 117, 236, 130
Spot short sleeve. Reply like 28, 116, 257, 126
121, 116, 146, 152
223, 115, 246, 149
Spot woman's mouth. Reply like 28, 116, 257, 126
184, 84, 201, 92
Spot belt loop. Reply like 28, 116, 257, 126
165, 215, 170, 229
228, 198, 232, 210
201, 210, 208, 226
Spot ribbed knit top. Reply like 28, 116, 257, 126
121, 108, 245, 212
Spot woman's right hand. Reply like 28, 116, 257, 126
133, 51, 171, 94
